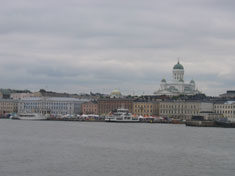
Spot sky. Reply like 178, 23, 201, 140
0, 0, 235, 96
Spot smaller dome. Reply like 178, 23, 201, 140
161, 78, 166, 83
173, 61, 184, 70
190, 80, 195, 84
110, 89, 122, 98
111, 89, 121, 96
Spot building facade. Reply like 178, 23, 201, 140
154, 61, 201, 96
198, 111, 223, 121
18, 97, 89, 115
219, 90, 235, 98
214, 101, 235, 119
98, 98, 134, 115
159, 101, 213, 120
10, 93, 34, 100
82, 101, 98, 115
0, 99, 18, 114
133, 101, 159, 116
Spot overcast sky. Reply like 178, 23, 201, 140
1, 0, 235, 96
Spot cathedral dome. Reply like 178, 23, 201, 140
173, 61, 184, 70
161, 78, 166, 83
190, 80, 195, 84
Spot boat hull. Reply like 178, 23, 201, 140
214, 121, 235, 128
18, 117, 47, 120
15, 113, 47, 120
185, 120, 216, 127
105, 120, 140, 123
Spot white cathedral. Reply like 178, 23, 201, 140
154, 61, 201, 96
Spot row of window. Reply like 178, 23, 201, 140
24, 106, 72, 110
82, 105, 97, 108
160, 110, 199, 114
24, 102, 72, 106
215, 105, 235, 109
83, 108, 97, 111
215, 110, 235, 114
134, 105, 153, 108
0, 104, 17, 106
99, 105, 132, 109
134, 110, 153, 113
160, 104, 198, 108
31, 110, 71, 114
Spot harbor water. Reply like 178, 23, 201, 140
0, 120, 235, 176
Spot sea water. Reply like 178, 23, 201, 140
0, 120, 234, 176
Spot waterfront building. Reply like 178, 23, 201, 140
159, 100, 213, 120
0, 89, 31, 99
0, 99, 18, 114
10, 93, 34, 100
154, 61, 201, 96
82, 101, 98, 115
32, 89, 83, 98
219, 90, 235, 98
0, 90, 11, 99
214, 101, 235, 119
18, 97, 89, 115
133, 101, 159, 116
33, 89, 72, 98
198, 111, 223, 121
97, 98, 134, 115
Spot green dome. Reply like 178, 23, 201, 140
173, 61, 184, 70
161, 78, 166, 83
190, 80, 195, 84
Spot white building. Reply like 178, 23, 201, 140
159, 101, 213, 120
214, 101, 235, 120
18, 97, 89, 115
154, 61, 201, 96
10, 93, 34, 100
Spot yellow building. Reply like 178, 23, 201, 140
133, 101, 159, 116
0, 99, 18, 114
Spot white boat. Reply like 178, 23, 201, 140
105, 108, 140, 123
13, 113, 47, 120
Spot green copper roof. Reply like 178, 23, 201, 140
173, 61, 184, 70
161, 78, 166, 82
190, 80, 195, 84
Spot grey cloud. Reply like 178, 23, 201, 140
0, 0, 235, 96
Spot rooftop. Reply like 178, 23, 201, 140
20, 97, 90, 102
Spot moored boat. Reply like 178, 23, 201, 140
13, 113, 47, 120
214, 118, 235, 128
105, 108, 140, 123
185, 120, 216, 127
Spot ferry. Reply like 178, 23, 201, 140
214, 118, 235, 128
105, 108, 140, 123
11, 113, 47, 120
